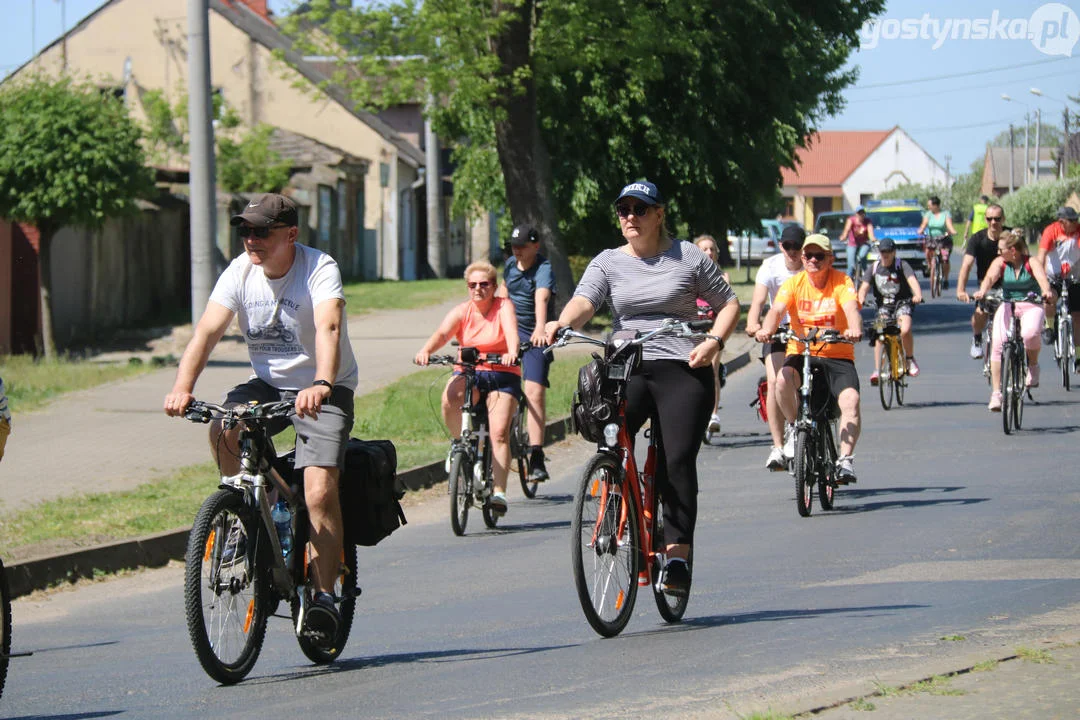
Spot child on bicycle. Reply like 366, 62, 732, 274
857, 238, 923, 385
694, 234, 732, 439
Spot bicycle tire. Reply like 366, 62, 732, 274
1014, 354, 1025, 431
982, 327, 993, 385
481, 442, 500, 529
818, 420, 837, 511
895, 340, 907, 407
184, 488, 270, 684
571, 453, 639, 638
1063, 316, 1072, 391
793, 427, 814, 517
1001, 349, 1016, 435
931, 258, 942, 298
1054, 313, 1064, 367
293, 543, 358, 664
879, 346, 893, 411
513, 401, 538, 499
448, 450, 471, 536
651, 491, 691, 623
0, 557, 10, 700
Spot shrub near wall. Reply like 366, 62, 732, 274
1000, 178, 1080, 231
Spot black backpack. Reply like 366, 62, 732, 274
340, 438, 407, 547
571, 331, 641, 443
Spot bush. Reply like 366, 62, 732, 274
999, 178, 1080, 230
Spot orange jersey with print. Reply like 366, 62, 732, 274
455, 297, 521, 375
774, 270, 858, 361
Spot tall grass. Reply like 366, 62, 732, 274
341, 278, 463, 313
0, 355, 154, 413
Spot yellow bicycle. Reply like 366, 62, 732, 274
873, 310, 907, 410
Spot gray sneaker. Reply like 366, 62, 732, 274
836, 455, 857, 484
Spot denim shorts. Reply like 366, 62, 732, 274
519, 330, 553, 387
454, 370, 522, 401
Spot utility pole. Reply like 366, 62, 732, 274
187, 0, 217, 323
1025, 112, 1030, 184
1063, 108, 1070, 179
424, 95, 443, 278
1034, 108, 1042, 183
1008, 125, 1015, 193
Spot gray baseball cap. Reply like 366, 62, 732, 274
231, 193, 299, 227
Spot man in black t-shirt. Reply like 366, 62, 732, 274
957, 203, 1007, 359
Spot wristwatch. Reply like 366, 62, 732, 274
312, 379, 333, 391
707, 335, 724, 350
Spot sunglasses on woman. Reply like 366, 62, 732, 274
236, 224, 289, 239
467, 281, 492, 289
615, 202, 652, 218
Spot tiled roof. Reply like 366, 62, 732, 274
267, 127, 368, 168
780, 129, 893, 187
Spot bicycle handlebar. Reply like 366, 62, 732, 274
425, 349, 521, 368
547, 318, 712, 355
183, 399, 295, 426
768, 327, 854, 345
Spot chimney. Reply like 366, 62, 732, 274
232, 1, 271, 22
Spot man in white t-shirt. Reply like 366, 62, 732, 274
745, 225, 805, 470
164, 193, 358, 647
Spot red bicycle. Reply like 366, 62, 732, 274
549, 319, 710, 637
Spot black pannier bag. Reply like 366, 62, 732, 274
571, 330, 640, 443
340, 438, 407, 547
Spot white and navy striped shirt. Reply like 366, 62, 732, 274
575, 240, 737, 361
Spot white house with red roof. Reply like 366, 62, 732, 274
781, 127, 950, 229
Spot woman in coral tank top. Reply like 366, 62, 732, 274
415, 261, 521, 514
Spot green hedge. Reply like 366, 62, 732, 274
999, 178, 1080, 229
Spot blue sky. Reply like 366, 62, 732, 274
2, 0, 1078, 175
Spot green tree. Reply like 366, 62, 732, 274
282, 0, 883, 288
0, 75, 155, 358
991, 123, 1064, 148
217, 124, 293, 193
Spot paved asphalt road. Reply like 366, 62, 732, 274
4, 290, 1080, 718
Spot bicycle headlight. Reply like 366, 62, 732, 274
603, 423, 619, 447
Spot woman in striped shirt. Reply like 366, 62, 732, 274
546, 180, 739, 596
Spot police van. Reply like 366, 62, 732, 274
864, 199, 927, 271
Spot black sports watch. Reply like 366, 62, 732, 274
707, 335, 724, 350
312, 379, 333, 391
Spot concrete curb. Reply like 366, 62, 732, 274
7, 349, 752, 599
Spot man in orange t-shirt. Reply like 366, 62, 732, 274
755, 234, 864, 483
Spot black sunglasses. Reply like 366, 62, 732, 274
803, 252, 829, 261
986, 215, 1004, 222
615, 202, 652, 218
237, 224, 289, 239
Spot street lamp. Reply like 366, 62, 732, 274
1002, 93, 1031, 184
1031, 87, 1072, 179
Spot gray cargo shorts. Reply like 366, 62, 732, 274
223, 377, 354, 469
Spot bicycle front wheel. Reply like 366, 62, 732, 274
293, 543, 358, 664
651, 492, 691, 623
879, 348, 894, 411
448, 450, 471, 536
931, 259, 942, 298
571, 454, 639, 638
1063, 316, 1073, 391
818, 420, 837, 511
184, 489, 270, 684
1001, 349, 1016, 435
794, 427, 814, 517
894, 342, 907, 407
0, 557, 10, 700
1014, 356, 1026, 430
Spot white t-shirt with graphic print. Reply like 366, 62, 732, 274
210, 243, 359, 391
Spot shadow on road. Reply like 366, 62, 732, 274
7, 714, 123, 720
523, 493, 574, 507
902, 400, 988, 409
831, 496, 988, 513
246, 643, 579, 685
25, 640, 119, 655
1013, 424, 1080, 434
489, 519, 572, 534
628, 603, 928, 637
707, 431, 772, 451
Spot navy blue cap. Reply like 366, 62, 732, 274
615, 181, 664, 206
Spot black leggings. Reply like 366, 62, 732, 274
624, 360, 715, 547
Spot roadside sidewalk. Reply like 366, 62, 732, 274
0, 298, 461, 514
0, 304, 756, 515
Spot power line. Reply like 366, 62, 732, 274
850, 55, 1076, 90
846, 67, 1080, 105
904, 116, 1019, 134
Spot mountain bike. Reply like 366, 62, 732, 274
1051, 266, 1074, 391
771, 328, 853, 517
549, 318, 711, 637
1000, 294, 1040, 435
925, 234, 950, 298
181, 400, 358, 683
426, 348, 520, 535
